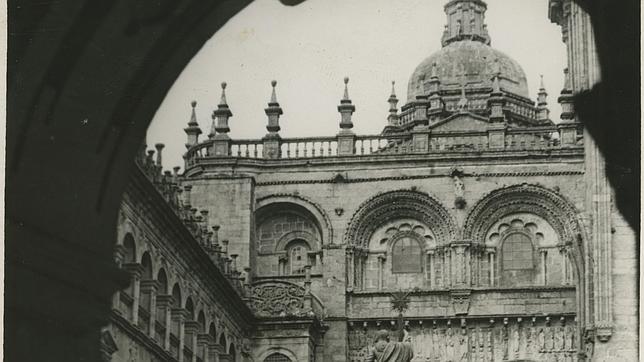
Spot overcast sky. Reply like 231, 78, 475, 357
147, 0, 567, 169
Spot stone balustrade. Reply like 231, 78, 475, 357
184, 124, 582, 167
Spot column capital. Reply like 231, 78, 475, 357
171, 308, 189, 321
184, 320, 200, 334
122, 263, 143, 278
156, 294, 174, 307
140, 280, 159, 292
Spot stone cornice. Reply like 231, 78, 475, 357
184, 147, 584, 177
348, 285, 575, 297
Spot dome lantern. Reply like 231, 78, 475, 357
441, 0, 491, 47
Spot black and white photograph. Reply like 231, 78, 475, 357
5, 0, 640, 361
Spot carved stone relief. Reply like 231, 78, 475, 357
348, 316, 578, 362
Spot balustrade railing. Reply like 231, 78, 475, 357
184, 125, 582, 165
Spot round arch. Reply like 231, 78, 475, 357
257, 347, 298, 362
344, 190, 456, 247
463, 184, 584, 244
256, 193, 333, 245
463, 183, 589, 350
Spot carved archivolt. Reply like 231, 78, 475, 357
256, 193, 333, 245
463, 184, 583, 244
344, 190, 456, 247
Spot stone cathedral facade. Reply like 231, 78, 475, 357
107, 0, 637, 361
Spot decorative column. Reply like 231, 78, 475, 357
112, 244, 127, 313
377, 254, 386, 290
263, 80, 283, 159
123, 263, 143, 324
426, 250, 434, 289
156, 295, 173, 350
337, 77, 356, 156
278, 253, 288, 276
487, 249, 496, 287
184, 320, 199, 362
212, 82, 233, 157
141, 280, 159, 338
171, 309, 187, 362
539, 248, 548, 285
560, 246, 570, 285
197, 334, 211, 362
209, 343, 221, 362
346, 247, 354, 291
361, 252, 368, 290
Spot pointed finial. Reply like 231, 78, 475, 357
219, 82, 228, 106
492, 73, 501, 94
184, 100, 202, 147
390, 81, 396, 97
188, 100, 198, 126
539, 74, 546, 90
343, 76, 350, 101
270, 80, 278, 104
457, 82, 468, 112
338, 77, 355, 130
213, 81, 232, 135
265, 80, 283, 137
492, 58, 501, 77
430, 62, 439, 79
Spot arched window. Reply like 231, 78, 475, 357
155, 269, 169, 343
139, 252, 153, 330
185, 297, 195, 320
170, 284, 182, 358
392, 236, 422, 273
287, 240, 310, 275
123, 234, 136, 264
265, 352, 291, 362
157, 269, 168, 295
502, 233, 534, 270
501, 232, 535, 286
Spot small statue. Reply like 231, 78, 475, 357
366, 329, 414, 362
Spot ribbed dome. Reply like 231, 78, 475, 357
407, 40, 530, 101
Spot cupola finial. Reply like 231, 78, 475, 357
537, 75, 550, 122
265, 80, 283, 134
338, 77, 355, 130
387, 81, 399, 126
213, 81, 233, 136
342, 76, 350, 101
184, 100, 202, 147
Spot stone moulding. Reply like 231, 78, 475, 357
256, 193, 334, 245
463, 183, 583, 244
253, 170, 584, 186
344, 189, 457, 247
